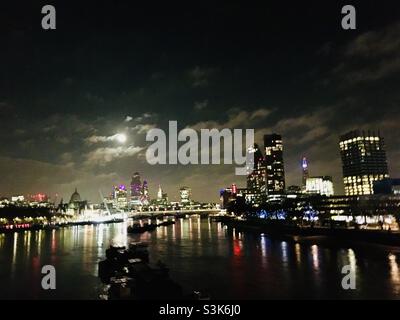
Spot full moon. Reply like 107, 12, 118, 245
116, 133, 127, 143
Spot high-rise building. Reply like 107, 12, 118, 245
220, 187, 236, 209
113, 184, 128, 209
156, 185, 168, 204
305, 176, 334, 197
246, 144, 266, 203
302, 157, 309, 190
130, 172, 143, 205
141, 180, 150, 205
157, 185, 163, 201
264, 134, 285, 195
339, 130, 389, 196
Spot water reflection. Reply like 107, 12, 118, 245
281, 241, 288, 264
0, 218, 400, 299
311, 245, 319, 270
11, 233, 18, 277
295, 243, 301, 265
233, 239, 242, 257
389, 253, 400, 293
348, 249, 357, 273
0, 233, 4, 246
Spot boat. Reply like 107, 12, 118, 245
98, 243, 182, 300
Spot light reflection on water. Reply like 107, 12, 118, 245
295, 243, 301, 265
311, 245, 319, 271
389, 253, 400, 294
0, 217, 400, 299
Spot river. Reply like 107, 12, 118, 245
0, 216, 400, 299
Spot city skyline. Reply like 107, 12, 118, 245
2, 0, 400, 303
1, 2, 400, 202
0, 127, 395, 203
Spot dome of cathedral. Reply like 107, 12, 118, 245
69, 188, 81, 203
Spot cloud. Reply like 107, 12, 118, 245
125, 116, 133, 122
189, 108, 272, 131
131, 124, 156, 134
56, 136, 70, 144
250, 109, 272, 120
345, 23, 400, 58
86, 133, 127, 144
188, 66, 215, 87
43, 125, 56, 132
84, 92, 105, 104
84, 146, 144, 166
133, 113, 155, 122
194, 99, 208, 111
332, 22, 400, 84
342, 57, 400, 83
0, 101, 14, 113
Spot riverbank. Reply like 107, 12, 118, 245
222, 218, 400, 246
0, 217, 125, 234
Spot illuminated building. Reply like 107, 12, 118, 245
157, 185, 163, 200
130, 172, 143, 206
157, 185, 168, 201
305, 176, 334, 197
67, 188, 86, 215
311, 194, 400, 227
246, 144, 266, 203
29, 193, 48, 203
302, 157, 309, 191
339, 130, 389, 196
0, 197, 9, 208
264, 134, 285, 195
231, 183, 237, 195
287, 185, 302, 195
141, 180, 150, 205
179, 187, 192, 204
156, 185, 168, 204
237, 188, 258, 205
220, 187, 236, 209
11, 195, 25, 203
113, 185, 128, 209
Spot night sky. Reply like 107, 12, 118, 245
1, 1, 400, 202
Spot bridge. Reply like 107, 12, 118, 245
127, 208, 221, 218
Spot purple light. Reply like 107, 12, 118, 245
302, 157, 308, 169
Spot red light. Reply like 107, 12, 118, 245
233, 239, 242, 256
231, 184, 237, 194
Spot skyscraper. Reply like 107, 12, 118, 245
264, 134, 285, 195
302, 157, 309, 190
113, 184, 128, 209
339, 130, 389, 196
246, 144, 266, 203
157, 185, 163, 201
156, 184, 168, 205
130, 172, 143, 205
141, 180, 150, 205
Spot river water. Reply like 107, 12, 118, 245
0, 216, 400, 299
